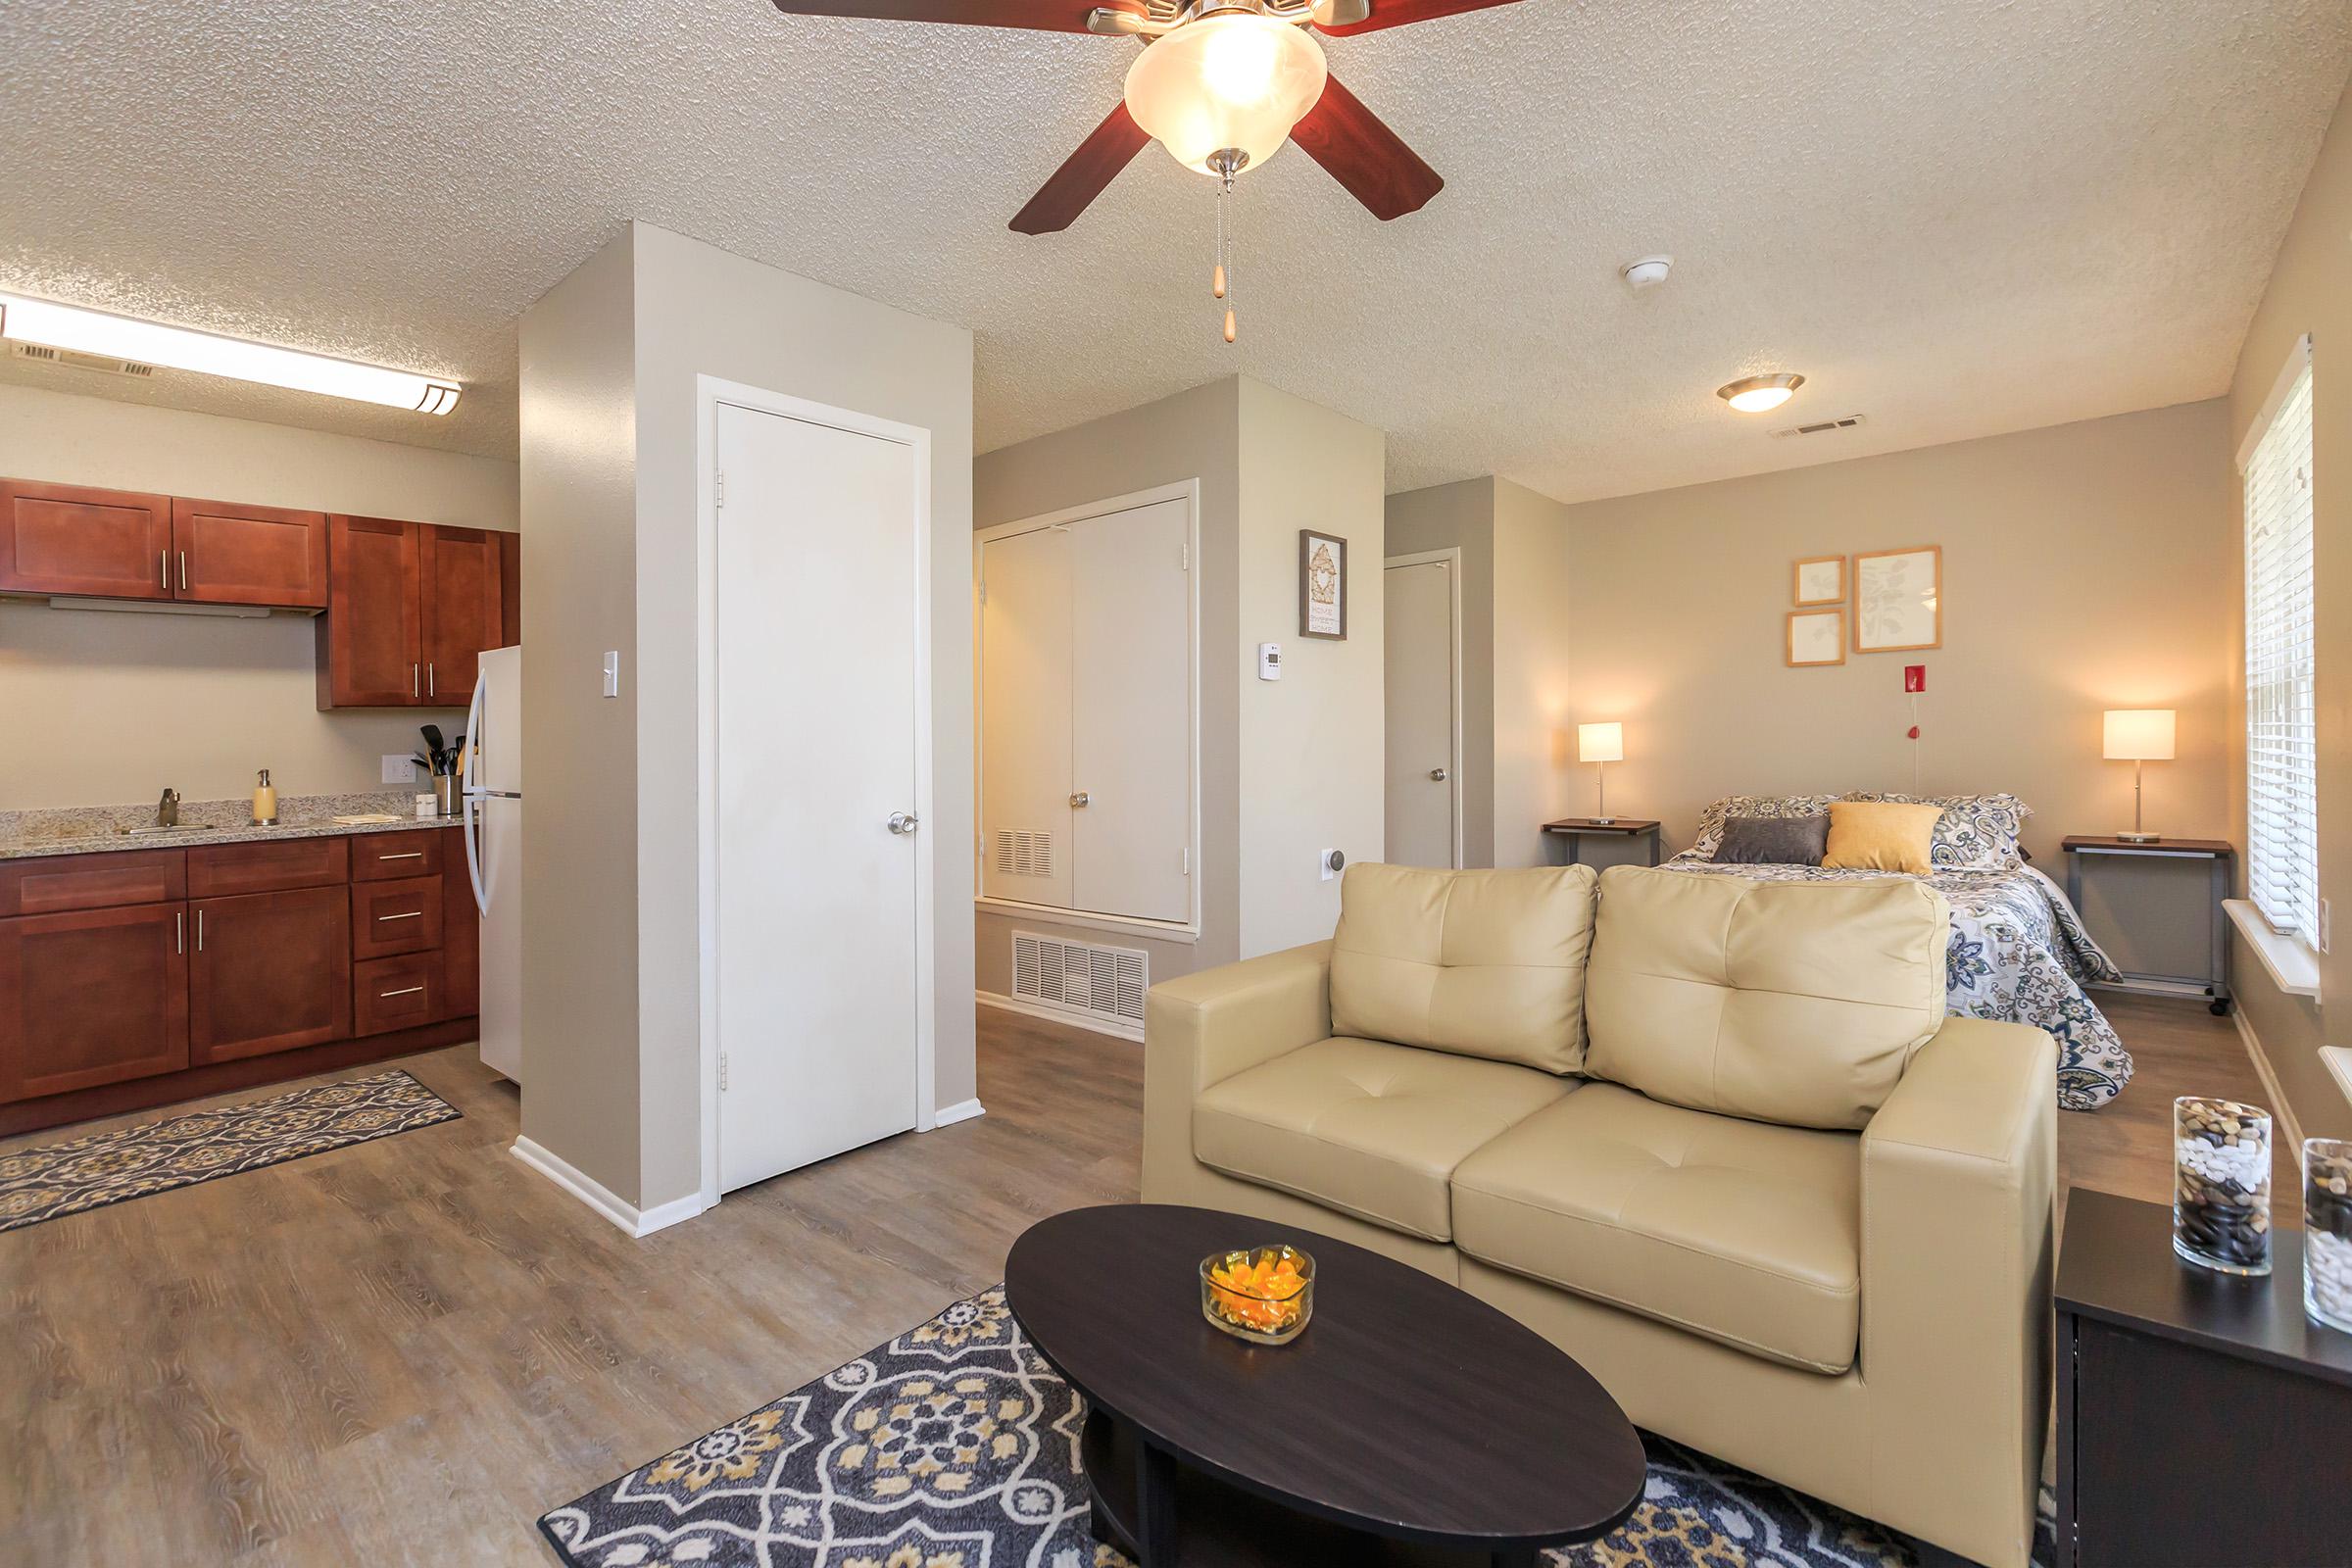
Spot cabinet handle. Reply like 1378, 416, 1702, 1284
175, 910, 183, 955
377, 851, 424, 861
376, 910, 422, 922
428, 662, 436, 697
414, 663, 420, 699
161, 550, 169, 591
196, 909, 205, 953
178, 552, 187, 592
377, 985, 426, 999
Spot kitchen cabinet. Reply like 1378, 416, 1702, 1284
171, 496, 329, 610
0, 477, 173, 600
438, 826, 478, 1020
0, 848, 184, 917
0, 902, 190, 1102
187, 836, 348, 898
318, 515, 508, 708
355, 952, 441, 1036
499, 527, 521, 646
351, 875, 443, 960
418, 524, 504, 703
189, 885, 353, 1063
353, 831, 441, 882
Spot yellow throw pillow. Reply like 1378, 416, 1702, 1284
1821, 801, 1942, 874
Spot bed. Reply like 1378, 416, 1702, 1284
1663, 795, 2132, 1110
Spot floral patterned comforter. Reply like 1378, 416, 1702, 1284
1661, 854, 2132, 1110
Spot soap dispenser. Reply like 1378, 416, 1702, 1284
252, 768, 278, 827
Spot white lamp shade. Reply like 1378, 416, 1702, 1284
2102, 709, 2176, 761
1123, 14, 1327, 175
1579, 722, 1625, 763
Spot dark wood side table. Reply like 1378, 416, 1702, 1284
2054, 1188, 2352, 1568
2060, 836, 2233, 1015
1541, 818, 1662, 868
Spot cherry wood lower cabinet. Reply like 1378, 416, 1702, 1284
189, 886, 353, 1064
355, 952, 442, 1036
438, 827, 478, 1020
0, 902, 189, 1102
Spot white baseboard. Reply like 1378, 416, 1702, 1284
976, 988, 1144, 1043
2230, 1007, 2307, 1155
932, 1098, 987, 1127
512, 1136, 707, 1239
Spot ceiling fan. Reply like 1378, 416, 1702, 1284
768, 0, 1528, 233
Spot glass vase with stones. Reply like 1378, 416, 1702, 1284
2174, 1097, 2272, 1277
2304, 1139, 2352, 1332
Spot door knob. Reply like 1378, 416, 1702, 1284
1069, 791, 1091, 808
888, 811, 920, 835
1429, 767, 1448, 782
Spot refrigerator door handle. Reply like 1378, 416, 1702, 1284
464, 789, 492, 916
464, 665, 488, 786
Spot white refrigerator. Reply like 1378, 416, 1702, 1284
463, 645, 523, 1082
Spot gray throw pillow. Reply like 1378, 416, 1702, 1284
1712, 813, 1830, 866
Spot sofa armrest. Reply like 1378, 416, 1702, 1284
1857, 1015, 2056, 1568
1141, 942, 1331, 1202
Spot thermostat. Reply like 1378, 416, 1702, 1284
1258, 642, 1283, 680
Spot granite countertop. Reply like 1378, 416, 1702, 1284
0, 792, 461, 861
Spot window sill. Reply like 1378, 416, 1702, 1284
2223, 899, 2322, 1002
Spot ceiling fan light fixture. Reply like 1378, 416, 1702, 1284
1123, 11, 1328, 174
1717, 372, 1804, 414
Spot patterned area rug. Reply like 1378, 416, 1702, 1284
542, 1287, 2048, 1568
0, 1068, 460, 1234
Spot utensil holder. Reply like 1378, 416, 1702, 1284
2174, 1096, 2272, 1276
433, 775, 456, 818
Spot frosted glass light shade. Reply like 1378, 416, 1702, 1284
1124, 13, 1328, 175
2103, 709, 2176, 760
0, 292, 461, 414
1579, 722, 1625, 763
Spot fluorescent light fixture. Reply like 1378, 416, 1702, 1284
1718, 372, 1805, 414
0, 292, 461, 415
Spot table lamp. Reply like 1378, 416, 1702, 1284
2102, 709, 2175, 843
1579, 722, 1624, 824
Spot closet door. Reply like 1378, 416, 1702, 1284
979, 526, 1074, 907
1070, 498, 1192, 922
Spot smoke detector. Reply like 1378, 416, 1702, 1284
1619, 256, 1673, 290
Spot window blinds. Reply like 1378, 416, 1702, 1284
2243, 352, 2318, 944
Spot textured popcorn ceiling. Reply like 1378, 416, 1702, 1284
0, 0, 2345, 502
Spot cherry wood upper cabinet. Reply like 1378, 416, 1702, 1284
0, 478, 173, 600
417, 523, 505, 704
188, 885, 353, 1064
318, 514, 423, 708
0, 902, 190, 1103
172, 496, 328, 609
499, 527, 521, 647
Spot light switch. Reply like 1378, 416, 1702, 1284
381, 755, 416, 784
602, 651, 620, 699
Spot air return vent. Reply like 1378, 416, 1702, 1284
13, 341, 157, 378
993, 829, 1054, 878
1771, 413, 1866, 439
1011, 931, 1147, 1034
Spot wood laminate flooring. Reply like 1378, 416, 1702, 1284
0, 994, 2270, 1564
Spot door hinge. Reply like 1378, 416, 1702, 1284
718, 1051, 729, 1091
1180, 542, 1189, 571
977, 579, 987, 606
1181, 847, 1192, 875
714, 469, 725, 509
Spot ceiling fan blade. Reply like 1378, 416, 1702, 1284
1288, 74, 1444, 220
769, 0, 1119, 32
1010, 101, 1152, 233
1314, 0, 1525, 36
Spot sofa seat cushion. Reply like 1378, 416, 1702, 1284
1195, 1037, 1574, 1243
1450, 1084, 1862, 1373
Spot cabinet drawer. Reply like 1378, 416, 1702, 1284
352, 831, 443, 882
187, 836, 350, 897
354, 952, 441, 1036
351, 876, 443, 960
0, 850, 187, 917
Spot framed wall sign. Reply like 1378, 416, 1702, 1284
1299, 529, 1348, 640
1852, 545, 1942, 652
1787, 608, 1845, 666
1792, 555, 1844, 606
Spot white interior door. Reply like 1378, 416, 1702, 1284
979, 526, 1074, 908
716, 401, 921, 1193
1385, 557, 1460, 867
1070, 498, 1192, 921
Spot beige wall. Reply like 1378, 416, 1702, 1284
2227, 75, 2352, 1141
1384, 477, 1495, 866
1492, 478, 1578, 867
972, 376, 1243, 993
0, 384, 514, 809
1557, 400, 2236, 872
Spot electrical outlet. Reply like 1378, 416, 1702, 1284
1903, 664, 1927, 693
382, 755, 416, 784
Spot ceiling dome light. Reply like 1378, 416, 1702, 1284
1717, 372, 1804, 414
1124, 12, 1329, 176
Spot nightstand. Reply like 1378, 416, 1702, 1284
2060, 836, 2233, 1015
2055, 1189, 2352, 1567
1541, 818, 1662, 869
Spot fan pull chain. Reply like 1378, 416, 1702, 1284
1216, 163, 1238, 344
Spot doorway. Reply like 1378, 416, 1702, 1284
701, 385, 936, 1198
1384, 550, 1463, 868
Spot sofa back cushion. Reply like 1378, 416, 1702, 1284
1330, 862, 1599, 1074
1583, 865, 1949, 1130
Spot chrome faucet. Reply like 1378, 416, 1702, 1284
157, 788, 180, 828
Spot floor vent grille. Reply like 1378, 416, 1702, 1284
1011, 931, 1147, 1029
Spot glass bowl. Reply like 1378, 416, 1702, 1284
1200, 1245, 1314, 1345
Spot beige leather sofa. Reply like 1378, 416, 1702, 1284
1143, 862, 2055, 1568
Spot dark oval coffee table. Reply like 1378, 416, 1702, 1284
1004, 1203, 1646, 1567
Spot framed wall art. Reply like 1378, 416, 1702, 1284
1792, 555, 1844, 606
1852, 545, 1941, 652
1787, 608, 1845, 666
1299, 529, 1348, 640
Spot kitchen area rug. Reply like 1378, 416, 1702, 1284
0, 1068, 460, 1234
